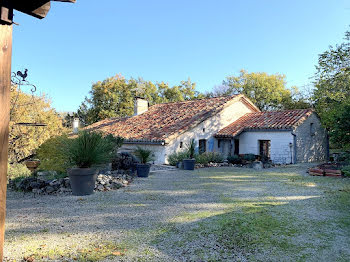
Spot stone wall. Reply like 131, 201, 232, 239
294, 112, 328, 163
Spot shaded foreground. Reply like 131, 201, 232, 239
4, 165, 350, 261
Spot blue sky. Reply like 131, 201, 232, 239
12, 0, 350, 112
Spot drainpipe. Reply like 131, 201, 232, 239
292, 132, 297, 164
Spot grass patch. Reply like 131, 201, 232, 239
23, 241, 126, 262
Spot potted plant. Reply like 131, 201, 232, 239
134, 147, 153, 177
183, 139, 196, 170
67, 131, 116, 196
25, 159, 41, 172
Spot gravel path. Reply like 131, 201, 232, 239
4, 164, 350, 261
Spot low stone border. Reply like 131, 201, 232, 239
8, 171, 133, 195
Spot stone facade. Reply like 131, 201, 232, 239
294, 112, 328, 163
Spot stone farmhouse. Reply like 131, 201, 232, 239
86, 95, 329, 164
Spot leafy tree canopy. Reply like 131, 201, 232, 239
9, 87, 67, 163
313, 30, 350, 148
77, 75, 203, 125
210, 69, 310, 111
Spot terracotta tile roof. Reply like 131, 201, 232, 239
86, 95, 252, 143
215, 109, 314, 138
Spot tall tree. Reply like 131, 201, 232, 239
9, 87, 66, 163
313, 30, 350, 148
78, 75, 203, 125
213, 70, 309, 111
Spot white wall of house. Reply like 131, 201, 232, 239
118, 144, 166, 164
237, 131, 294, 164
164, 99, 255, 163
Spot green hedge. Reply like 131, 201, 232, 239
342, 166, 350, 177
167, 151, 190, 166
36, 134, 72, 173
195, 152, 224, 165
227, 155, 242, 164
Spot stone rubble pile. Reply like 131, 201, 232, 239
8, 171, 133, 195
9, 177, 71, 195
94, 171, 133, 192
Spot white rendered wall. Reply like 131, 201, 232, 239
118, 144, 166, 164
164, 99, 255, 163
237, 131, 294, 164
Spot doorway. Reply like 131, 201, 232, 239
234, 139, 239, 155
259, 140, 271, 159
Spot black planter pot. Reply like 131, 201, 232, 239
183, 159, 196, 170
136, 164, 151, 177
68, 168, 98, 196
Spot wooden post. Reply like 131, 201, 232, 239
0, 23, 12, 261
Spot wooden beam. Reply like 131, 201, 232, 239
0, 22, 12, 261
12, 0, 51, 19
0, 0, 13, 24
0, 0, 76, 22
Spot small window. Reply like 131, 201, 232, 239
180, 142, 183, 148
199, 139, 206, 154
218, 139, 221, 148
203, 128, 205, 132
310, 123, 315, 136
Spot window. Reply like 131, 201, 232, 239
180, 142, 183, 148
203, 128, 205, 132
310, 123, 315, 136
199, 139, 206, 154
218, 139, 221, 148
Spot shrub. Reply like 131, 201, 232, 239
195, 152, 224, 165
67, 131, 117, 168
338, 152, 350, 164
7, 162, 31, 180
342, 166, 350, 177
167, 151, 189, 166
37, 134, 72, 173
243, 154, 256, 162
133, 147, 154, 164
227, 155, 242, 164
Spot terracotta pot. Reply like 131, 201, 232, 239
25, 160, 40, 172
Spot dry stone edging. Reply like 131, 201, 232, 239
8, 170, 134, 195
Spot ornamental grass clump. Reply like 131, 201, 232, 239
134, 147, 154, 164
68, 131, 118, 168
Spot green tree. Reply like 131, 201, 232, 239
78, 75, 203, 125
9, 87, 66, 163
313, 30, 350, 148
213, 69, 309, 111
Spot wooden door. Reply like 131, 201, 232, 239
259, 140, 271, 159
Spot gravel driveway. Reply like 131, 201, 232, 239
4, 165, 350, 261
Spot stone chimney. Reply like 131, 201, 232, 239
72, 118, 79, 134
134, 97, 148, 116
